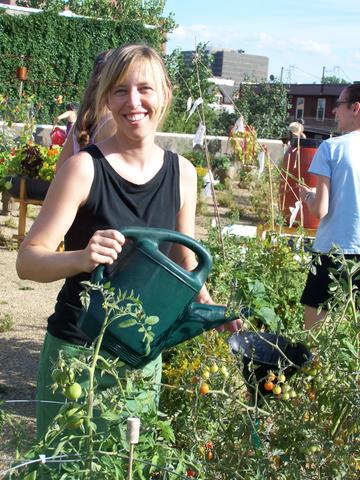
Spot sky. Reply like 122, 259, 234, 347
163, 0, 360, 84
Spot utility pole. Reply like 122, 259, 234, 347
321, 66, 325, 83
280, 66, 284, 82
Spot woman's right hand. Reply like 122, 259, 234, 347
81, 229, 125, 272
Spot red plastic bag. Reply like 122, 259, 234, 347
50, 127, 66, 146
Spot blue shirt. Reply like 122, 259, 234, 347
309, 130, 360, 253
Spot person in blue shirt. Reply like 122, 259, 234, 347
299, 83, 360, 329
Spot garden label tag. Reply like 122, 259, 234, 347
289, 200, 302, 227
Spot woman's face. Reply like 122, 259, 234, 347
106, 61, 166, 142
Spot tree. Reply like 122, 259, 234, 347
234, 81, 291, 139
16, 0, 176, 33
322, 75, 348, 85
163, 43, 217, 134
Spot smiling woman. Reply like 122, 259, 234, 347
16, 43, 242, 439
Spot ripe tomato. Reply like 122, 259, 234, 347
65, 382, 82, 401
200, 383, 210, 395
308, 390, 316, 401
205, 440, 214, 450
264, 381, 274, 391
207, 450, 214, 461
186, 468, 197, 477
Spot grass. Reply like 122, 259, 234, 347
0, 314, 14, 333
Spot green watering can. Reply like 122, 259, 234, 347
78, 227, 236, 368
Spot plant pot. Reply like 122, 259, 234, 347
8, 176, 50, 200
228, 331, 313, 397
16, 66, 27, 81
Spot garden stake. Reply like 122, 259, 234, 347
193, 52, 225, 259
281, 150, 291, 212
265, 147, 275, 231
296, 135, 304, 227
127, 417, 140, 480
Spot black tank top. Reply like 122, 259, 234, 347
47, 145, 181, 344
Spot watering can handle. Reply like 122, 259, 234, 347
122, 226, 212, 286
92, 227, 212, 287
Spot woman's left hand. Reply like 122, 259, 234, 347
196, 285, 243, 333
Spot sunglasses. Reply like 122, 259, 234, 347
334, 100, 350, 108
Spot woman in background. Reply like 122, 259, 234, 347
56, 50, 116, 171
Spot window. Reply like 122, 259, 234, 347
296, 97, 304, 119
316, 98, 326, 121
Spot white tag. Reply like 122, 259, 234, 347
257, 151, 265, 174
233, 115, 245, 133
289, 201, 302, 227
193, 122, 206, 147
187, 97, 203, 120
186, 96, 193, 112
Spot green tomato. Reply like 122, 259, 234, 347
210, 363, 219, 374
65, 407, 83, 429
64, 382, 82, 400
272, 385, 282, 395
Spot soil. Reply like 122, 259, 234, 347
0, 183, 256, 470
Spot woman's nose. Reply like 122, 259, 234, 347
127, 88, 141, 107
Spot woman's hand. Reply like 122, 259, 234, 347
196, 285, 243, 333
81, 229, 125, 273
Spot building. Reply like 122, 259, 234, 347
183, 48, 269, 84
287, 83, 346, 139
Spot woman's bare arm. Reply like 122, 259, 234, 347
16, 153, 124, 282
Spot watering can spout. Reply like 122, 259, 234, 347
180, 302, 236, 328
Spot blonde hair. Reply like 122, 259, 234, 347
75, 50, 114, 148
95, 44, 172, 128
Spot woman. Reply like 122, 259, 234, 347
17, 44, 241, 437
55, 50, 116, 172
55, 103, 77, 138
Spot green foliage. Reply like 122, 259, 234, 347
0, 10, 165, 123
161, 236, 359, 479
17, 0, 176, 32
235, 81, 291, 139
163, 43, 218, 134
205, 233, 308, 332
322, 75, 347, 84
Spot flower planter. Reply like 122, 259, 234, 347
8, 176, 50, 200
16, 66, 27, 81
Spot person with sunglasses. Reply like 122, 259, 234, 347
299, 83, 360, 329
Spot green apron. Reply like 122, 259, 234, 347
36, 332, 162, 439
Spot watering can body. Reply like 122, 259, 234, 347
50, 127, 66, 146
78, 227, 234, 368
